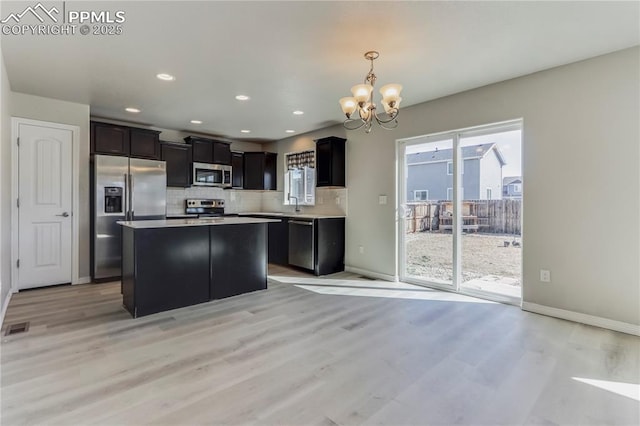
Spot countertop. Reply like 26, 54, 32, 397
118, 217, 279, 229
238, 212, 346, 219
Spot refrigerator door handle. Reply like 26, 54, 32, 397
129, 173, 134, 221
123, 173, 129, 221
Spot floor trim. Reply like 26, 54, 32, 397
345, 266, 398, 282
73, 276, 92, 285
1, 289, 13, 328
522, 302, 640, 336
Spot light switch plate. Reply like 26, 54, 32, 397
540, 269, 551, 283
379, 195, 387, 205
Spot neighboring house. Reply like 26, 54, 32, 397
407, 143, 506, 201
503, 176, 523, 199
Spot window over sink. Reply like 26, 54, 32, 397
284, 150, 316, 206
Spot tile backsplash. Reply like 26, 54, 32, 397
166, 187, 347, 216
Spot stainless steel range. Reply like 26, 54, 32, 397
185, 199, 225, 217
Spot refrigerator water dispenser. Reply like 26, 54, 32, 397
104, 187, 123, 213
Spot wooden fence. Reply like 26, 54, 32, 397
405, 199, 522, 235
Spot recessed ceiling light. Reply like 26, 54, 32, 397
285, 130, 295, 133
235, 95, 250, 101
125, 107, 141, 113
293, 110, 304, 115
156, 73, 175, 81
240, 130, 251, 133
190, 120, 203, 124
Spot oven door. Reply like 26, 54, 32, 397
193, 163, 224, 186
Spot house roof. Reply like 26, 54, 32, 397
503, 176, 522, 186
407, 143, 507, 166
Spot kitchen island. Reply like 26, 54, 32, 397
118, 217, 279, 317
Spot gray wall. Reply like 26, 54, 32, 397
273, 47, 639, 326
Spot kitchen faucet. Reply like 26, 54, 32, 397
288, 194, 300, 213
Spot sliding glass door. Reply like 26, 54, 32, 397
402, 136, 455, 286
398, 121, 523, 303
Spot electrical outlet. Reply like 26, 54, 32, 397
335, 197, 340, 205
358, 245, 364, 254
318, 197, 324, 205
540, 269, 551, 283
230, 192, 236, 201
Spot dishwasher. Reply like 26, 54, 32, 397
288, 218, 315, 270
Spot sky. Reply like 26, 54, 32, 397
405, 129, 522, 177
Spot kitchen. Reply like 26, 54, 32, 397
0, 1, 639, 425
90, 119, 347, 316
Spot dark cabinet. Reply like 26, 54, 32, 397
161, 142, 192, 187
243, 152, 277, 190
315, 218, 346, 275
129, 128, 161, 160
210, 224, 267, 299
186, 137, 213, 164
122, 227, 210, 317
213, 141, 232, 165
185, 136, 232, 165
231, 151, 244, 188
91, 122, 130, 156
91, 121, 161, 160
316, 136, 346, 187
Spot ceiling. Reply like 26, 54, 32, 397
2, 1, 639, 142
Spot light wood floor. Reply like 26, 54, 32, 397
1, 268, 639, 425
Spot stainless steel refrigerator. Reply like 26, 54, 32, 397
91, 155, 166, 281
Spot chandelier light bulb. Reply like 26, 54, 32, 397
380, 84, 403, 103
351, 84, 373, 104
339, 97, 358, 117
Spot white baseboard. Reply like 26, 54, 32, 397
345, 266, 398, 282
522, 302, 640, 337
1, 290, 13, 328
73, 276, 91, 285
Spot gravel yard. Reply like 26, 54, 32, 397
405, 232, 522, 288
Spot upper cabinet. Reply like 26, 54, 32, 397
129, 128, 161, 160
91, 122, 130, 156
231, 151, 244, 188
161, 142, 192, 188
91, 121, 160, 160
213, 141, 232, 165
184, 136, 232, 165
243, 152, 277, 190
316, 136, 346, 187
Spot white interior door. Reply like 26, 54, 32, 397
18, 122, 73, 289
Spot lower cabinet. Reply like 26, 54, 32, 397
210, 223, 267, 299
122, 222, 269, 317
123, 227, 210, 317
254, 216, 289, 265
314, 218, 346, 276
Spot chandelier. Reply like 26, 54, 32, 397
339, 51, 403, 133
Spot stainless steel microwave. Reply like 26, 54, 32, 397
192, 162, 232, 188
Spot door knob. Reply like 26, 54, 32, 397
56, 212, 70, 217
